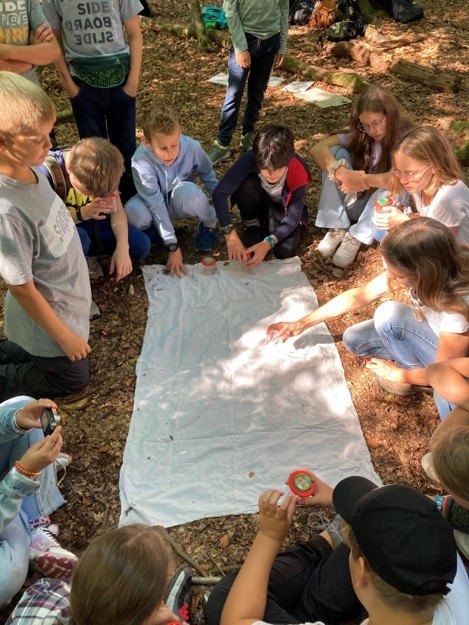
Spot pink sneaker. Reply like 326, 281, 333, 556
30, 527, 77, 579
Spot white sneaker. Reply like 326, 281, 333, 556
332, 232, 362, 267
30, 527, 78, 579
316, 229, 346, 258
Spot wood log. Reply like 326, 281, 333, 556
56, 108, 73, 124
390, 60, 461, 93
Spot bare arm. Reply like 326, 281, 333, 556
0, 25, 60, 65
7, 281, 91, 361
0, 58, 33, 73
109, 198, 132, 281
51, 28, 79, 98
426, 357, 469, 408
267, 272, 389, 339
122, 15, 143, 97
310, 134, 369, 193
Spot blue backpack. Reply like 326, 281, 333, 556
202, 6, 228, 29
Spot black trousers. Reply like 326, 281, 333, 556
232, 174, 303, 260
0, 340, 90, 402
205, 537, 364, 625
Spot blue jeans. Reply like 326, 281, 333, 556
217, 32, 280, 146
0, 397, 65, 604
77, 219, 151, 260
342, 301, 455, 418
70, 81, 137, 203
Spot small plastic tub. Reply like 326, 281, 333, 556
286, 468, 317, 498
201, 255, 217, 275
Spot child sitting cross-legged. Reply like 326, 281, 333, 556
41, 138, 151, 281
125, 106, 219, 278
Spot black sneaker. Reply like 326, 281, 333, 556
240, 226, 264, 248
166, 565, 192, 623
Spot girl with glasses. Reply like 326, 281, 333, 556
373, 126, 469, 244
311, 85, 412, 267
267, 218, 469, 419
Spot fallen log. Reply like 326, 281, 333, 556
390, 59, 461, 93
56, 108, 73, 124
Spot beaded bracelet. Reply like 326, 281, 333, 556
14, 461, 40, 479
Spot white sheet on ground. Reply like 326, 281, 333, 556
119, 258, 380, 528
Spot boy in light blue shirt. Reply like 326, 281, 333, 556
125, 107, 218, 278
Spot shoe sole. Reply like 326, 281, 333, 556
31, 553, 78, 579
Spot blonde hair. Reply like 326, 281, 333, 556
342, 521, 443, 614
68, 138, 124, 197
142, 106, 180, 141
70, 524, 170, 625
393, 126, 463, 198
0, 71, 55, 135
431, 426, 469, 501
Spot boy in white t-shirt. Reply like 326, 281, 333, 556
206, 477, 469, 625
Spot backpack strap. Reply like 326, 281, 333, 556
44, 155, 67, 201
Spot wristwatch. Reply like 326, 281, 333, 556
222, 224, 235, 235
327, 159, 349, 181
75, 206, 84, 222
168, 243, 179, 253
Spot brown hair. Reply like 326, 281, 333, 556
345, 85, 412, 174
142, 107, 180, 141
70, 524, 170, 625
68, 138, 124, 197
342, 521, 443, 614
380, 218, 469, 316
432, 426, 469, 501
0, 71, 55, 135
253, 125, 295, 170
392, 126, 463, 198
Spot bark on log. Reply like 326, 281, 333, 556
390, 60, 461, 93
56, 108, 73, 124
187, 0, 213, 51
149, 21, 368, 93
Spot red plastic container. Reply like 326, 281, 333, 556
286, 468, 317, 498
201, 255, 217, 275
374, 196, 394, 213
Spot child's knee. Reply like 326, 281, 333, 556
0, 543, 29, 605
373, 301, 406, 332
124, 196, 153, 230
172, 182, 209, 215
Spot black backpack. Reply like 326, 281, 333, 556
370, 0, 424, 23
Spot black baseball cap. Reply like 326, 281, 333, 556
333, 476, 457, 596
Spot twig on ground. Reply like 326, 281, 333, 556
156, 526, 209, 576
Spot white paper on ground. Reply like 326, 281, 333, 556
208, 72, 284, 87
119, 258, 380, 528
281, 80, 315, 93
293, 87, 351, 107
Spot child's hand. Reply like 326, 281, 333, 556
30, 23, 54, 45
296, 472, 334, 508
225, 230, 248, 263
245, 241, 270, 267
258, 490, 296, 542
59, 330, 91, 361
275, 54, 284, 68
110, 248, 132, 281
15, 399, 57, 431
372, 207, 408, 231
236, 50, 251, 68
82, 197, 114, 221
335, 168, 369, 193
167, 249, 187, 278
266, 321, 303, 341
19, 426, 63, 474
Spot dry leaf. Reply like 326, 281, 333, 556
219, 534, 230, 548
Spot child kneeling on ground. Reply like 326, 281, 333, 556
0, 396, 76, 607
42, 138, 151, 281
125, 107, 219, 277
213, 125, 311, 267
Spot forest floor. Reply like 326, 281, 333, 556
1, 0, 468, 622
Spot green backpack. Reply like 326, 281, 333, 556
201, 6, 228, 29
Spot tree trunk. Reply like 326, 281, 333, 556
187, 0, 212, 51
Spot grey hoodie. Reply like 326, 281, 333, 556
130, 135, 218, 243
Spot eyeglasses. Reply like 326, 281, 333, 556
391, 165, 431, 181
357, 118, 386, 133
